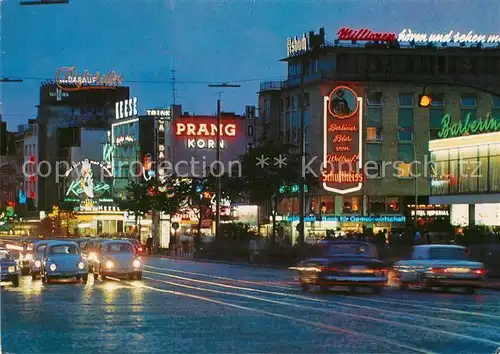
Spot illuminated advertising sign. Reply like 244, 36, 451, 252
286, 215, 406, 223
64, 160, 112, 199
174, 121, 237, 149
336, 27, 500, 46
322, 85, 364, 194
146, 109, 171, 117
437, 113, 500, 139
56, 66, 122, 92
157, 114, 167, 190
116, 135, 135, 145
115, 97, 138, 120
287, 33, 308, 57
48, 87, 69, 101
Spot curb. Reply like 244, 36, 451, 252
148, 255, 290, 270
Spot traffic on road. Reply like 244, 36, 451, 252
2, 238, 500, 353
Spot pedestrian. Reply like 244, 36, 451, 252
146, 235, 153, 255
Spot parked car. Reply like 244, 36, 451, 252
294, 240, 388, 293
30, 240, 54, 280
95, 240, 143, 280
0, 248, 20, 287
41, 241, 88, 284
393, 244, 486, 294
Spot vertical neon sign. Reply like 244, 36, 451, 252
322, 85, 364, 194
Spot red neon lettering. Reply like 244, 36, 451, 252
337, 27, 397, 42
321, 170, 364, 183
332, 134, 352, 143
328, 124, 358, 132
175, 123, 237, 137
326, 154, 359, 164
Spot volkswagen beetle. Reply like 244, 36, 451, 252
1, 248, 20, 287
95, 240, 143, 280
41, 241, 88, 284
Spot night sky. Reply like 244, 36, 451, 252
1, 0, 499, 129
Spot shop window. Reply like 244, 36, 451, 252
489, 143, 500, 192
369, 197, 385, 214
343, 196, 361, 213
320, 196, 334, 214
386, 197, 401, 214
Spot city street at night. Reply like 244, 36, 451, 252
2, 258, 500, 354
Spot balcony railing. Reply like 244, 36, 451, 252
260, 81, 283, 92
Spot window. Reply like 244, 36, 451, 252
367, 92, 382, 106
430, 106, 445, 139
398, 94, 413, 107
398, 126, 413, 141
366, 144, 382, 178
431, 94, 445, 107
386, 197, 401, 213
367, 127, 383, 141
320, 195, 334, 214
285, 97, 290, 110
343, 196, 361, 213
303, 92, 310, 107
492, 96, 500, 120
461, 95, 476, 123
398, 143, 414, 161
489, 143, 500, 192
397, 162, 412, 178
369, 196, 385, 214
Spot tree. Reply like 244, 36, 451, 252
229, 139, 318, 246
56, 200, 79, 236
115, 179, 156, 239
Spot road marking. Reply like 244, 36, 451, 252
144, 264, 295, 290
111, 276, 434, 354
141, 275, 500, 348
143, 269, 500, 330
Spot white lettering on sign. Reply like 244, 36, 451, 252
147, 109, 171, 117
287, 33, 308, 57
187, 139, 225, 149
115, 97, 138, 119
175, 123, 236, 137
398, 29, 500, 44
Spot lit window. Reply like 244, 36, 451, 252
367, 127, 382, 141
397, 163, 412, 178
386, 197, 401, 213
343, 196, 361, 213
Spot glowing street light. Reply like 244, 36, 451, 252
418, 94, 432, 107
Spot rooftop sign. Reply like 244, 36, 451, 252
56, 66, 122, 91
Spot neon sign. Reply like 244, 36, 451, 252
115, 97, 138, 120
398, 29, 500, 44
56, 66, 122, 92
437, 113, 500, 139
337, 27, 397, 42
65, 179, 110, 198
175, 123, 237, 137
116, 135, 135, 145
322, 85, 364, 194
147, 109, 171, 117
64, 159, 113, 179
287, 34, 308, 57
157, 115, 167, 190
142, 153, 155, 181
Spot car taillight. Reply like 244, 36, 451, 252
431, 267, 448, 273
138, 247, 143, 252
472, 268, 486, 275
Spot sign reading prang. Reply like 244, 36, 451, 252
322, 85, 364, 194
174, 120, 238, 149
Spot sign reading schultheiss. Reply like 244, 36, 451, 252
322, 85, 364, 194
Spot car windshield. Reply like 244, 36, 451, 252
103, 243, 133, 253
49, 245, 79, 255
0, 250, 12, 260
429, 247, 469, 260
36, 244, 47, 253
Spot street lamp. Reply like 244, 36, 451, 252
207, 83, 241, 242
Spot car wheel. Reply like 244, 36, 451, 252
12, 275, 19, 287
31, 272, 38, 280
464, 286, 475, 294
82, 275, 88, 284
319, 285, 329, 293
136, 272, 142, 280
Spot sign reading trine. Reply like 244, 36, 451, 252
56, 66, 122, 91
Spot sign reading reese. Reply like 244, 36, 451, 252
115, 97, 138, 120
322, 85, 364, 194
174, 121, 237, 149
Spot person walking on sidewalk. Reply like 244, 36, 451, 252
146, 235, 153, 255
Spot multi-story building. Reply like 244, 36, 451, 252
36, 83, 129, 211
259, 26, 500, 243
18, 119, 39, 209
0, 121, 23, 212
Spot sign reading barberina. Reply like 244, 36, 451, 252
174, 121, 237, 149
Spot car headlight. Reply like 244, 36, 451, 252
133, 259, 141, 268
78, 262, 85, 270
8, 266, 16, 273
88, 252, 97, 261
105, 260, 114, 268
34, 260, 41, 268
49, 263, 57, 271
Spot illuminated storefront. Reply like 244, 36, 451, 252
430, 113, 500, 227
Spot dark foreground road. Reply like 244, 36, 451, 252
2, 258, 500, 353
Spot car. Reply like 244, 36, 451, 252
82, 239, 106, 273
95, 240, 143, 280
294, 240, 388, 293
125, 238, 147, 255
41, 241, 88, 284
394, 244, 486, 294
30, 240, 54, 280
18, 241, 35, 275
0, 248, 20, 287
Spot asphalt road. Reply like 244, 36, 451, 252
2, 258, 500, 354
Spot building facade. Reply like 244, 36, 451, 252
259, 27, 500, 243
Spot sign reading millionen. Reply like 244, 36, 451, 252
322, 85, 364, 194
